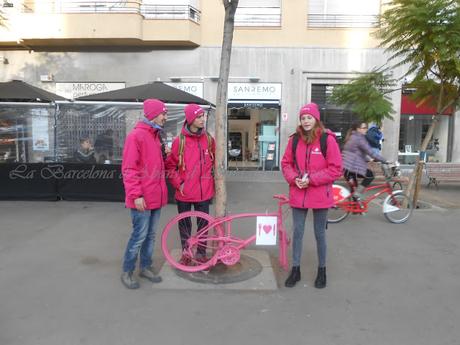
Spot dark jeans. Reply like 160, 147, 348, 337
292, 207, 328, 267
344, 169, 374, 188
176, 200, 211, 256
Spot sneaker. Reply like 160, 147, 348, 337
353, 186, 366, 200
195, 255, 209, 264
121, 271, 140, 289
352, 192, 362, 201
179, 254, 192, 266
139, 266, 162, 283
194, 255, 211, 272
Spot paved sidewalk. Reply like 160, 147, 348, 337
1, 176, 460, 345
419, 184, 460, 209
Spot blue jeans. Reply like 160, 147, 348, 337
122, 208, 161, 273
291, 208, 328, 267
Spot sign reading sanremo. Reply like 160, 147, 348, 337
228, 83, 282, 100
166, 82, 204, 98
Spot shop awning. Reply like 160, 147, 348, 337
0, 80, 67, 103
76, 81, 214, 106
401, 95, 453, 115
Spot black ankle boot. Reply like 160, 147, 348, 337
314, 267, 326, 289
285, 266, 301, 288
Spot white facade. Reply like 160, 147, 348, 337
0, 46, 456, 164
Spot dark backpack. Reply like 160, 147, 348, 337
365, 127, 382, 149
291, 131, 329, 173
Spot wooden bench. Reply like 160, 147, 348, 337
425, 163, 460, 188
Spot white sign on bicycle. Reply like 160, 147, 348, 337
256, 216, 277, 245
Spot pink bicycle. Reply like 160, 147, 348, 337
161, 195, 291, 272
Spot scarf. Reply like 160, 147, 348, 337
142, 118, 164, 131
143, 118, 167, 160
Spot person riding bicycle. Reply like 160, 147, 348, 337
342, 122, 391, 200
281, 103, 342, 289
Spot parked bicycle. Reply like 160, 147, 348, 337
161, 195, 291, 272
328, 163, 413, 224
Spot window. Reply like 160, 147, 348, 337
308, 0, 380, 28
311, 84, 360, 146
235, 0, 281, 27
399, 115, 432, 152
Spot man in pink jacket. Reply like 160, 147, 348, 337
165, 103, 215, 266
121, 99, 168, 289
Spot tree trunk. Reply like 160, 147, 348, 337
410, 118, 438, 206
406, 94, 455, 207
214, 0, 239, 217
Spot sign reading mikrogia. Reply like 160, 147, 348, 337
228, 83, 281, 100
256, 216, 277, 245
55, 82, 126, 100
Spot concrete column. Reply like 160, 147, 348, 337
433, 116, 449, 162
450, 110, 460, 162
280, 61, 302, 159
382, 86, 402, 162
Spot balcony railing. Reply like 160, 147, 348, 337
19, 1, 201, 22
58, 1, 140, 13
235, 6, 281, 27
21, 1, 140, 14
308, 14, 378, 28
140, 5, 200, 23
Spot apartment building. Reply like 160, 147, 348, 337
1, 0, 459, 168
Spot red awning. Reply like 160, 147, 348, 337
401, 95, 453, 115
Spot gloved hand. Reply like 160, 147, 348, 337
385, 161, 398, 167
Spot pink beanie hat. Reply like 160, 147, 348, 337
184, 103, 205, 125
299, 103, 320, 121
144, 99, 167, 120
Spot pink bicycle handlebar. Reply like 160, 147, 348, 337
273, 194, 289, 203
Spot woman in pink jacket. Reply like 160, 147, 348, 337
165, 104, 215, 265
281, 103, 342, 288
120, 99, 168, 289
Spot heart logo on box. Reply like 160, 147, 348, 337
263, 224, 272, 234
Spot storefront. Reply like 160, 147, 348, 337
227, 83, 281, 170
0, 81, 213, 201
0, 81, 64, 165
399, 89, 453, 163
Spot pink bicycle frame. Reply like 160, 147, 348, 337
166, 194, 290, 272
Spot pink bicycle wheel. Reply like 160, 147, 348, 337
161, 210, 225, 273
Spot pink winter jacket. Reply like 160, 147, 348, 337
121, 121, 168, 210
281, 130, 343, 209
165, 127, 215, 203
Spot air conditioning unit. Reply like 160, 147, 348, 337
40, 74, 54, 82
